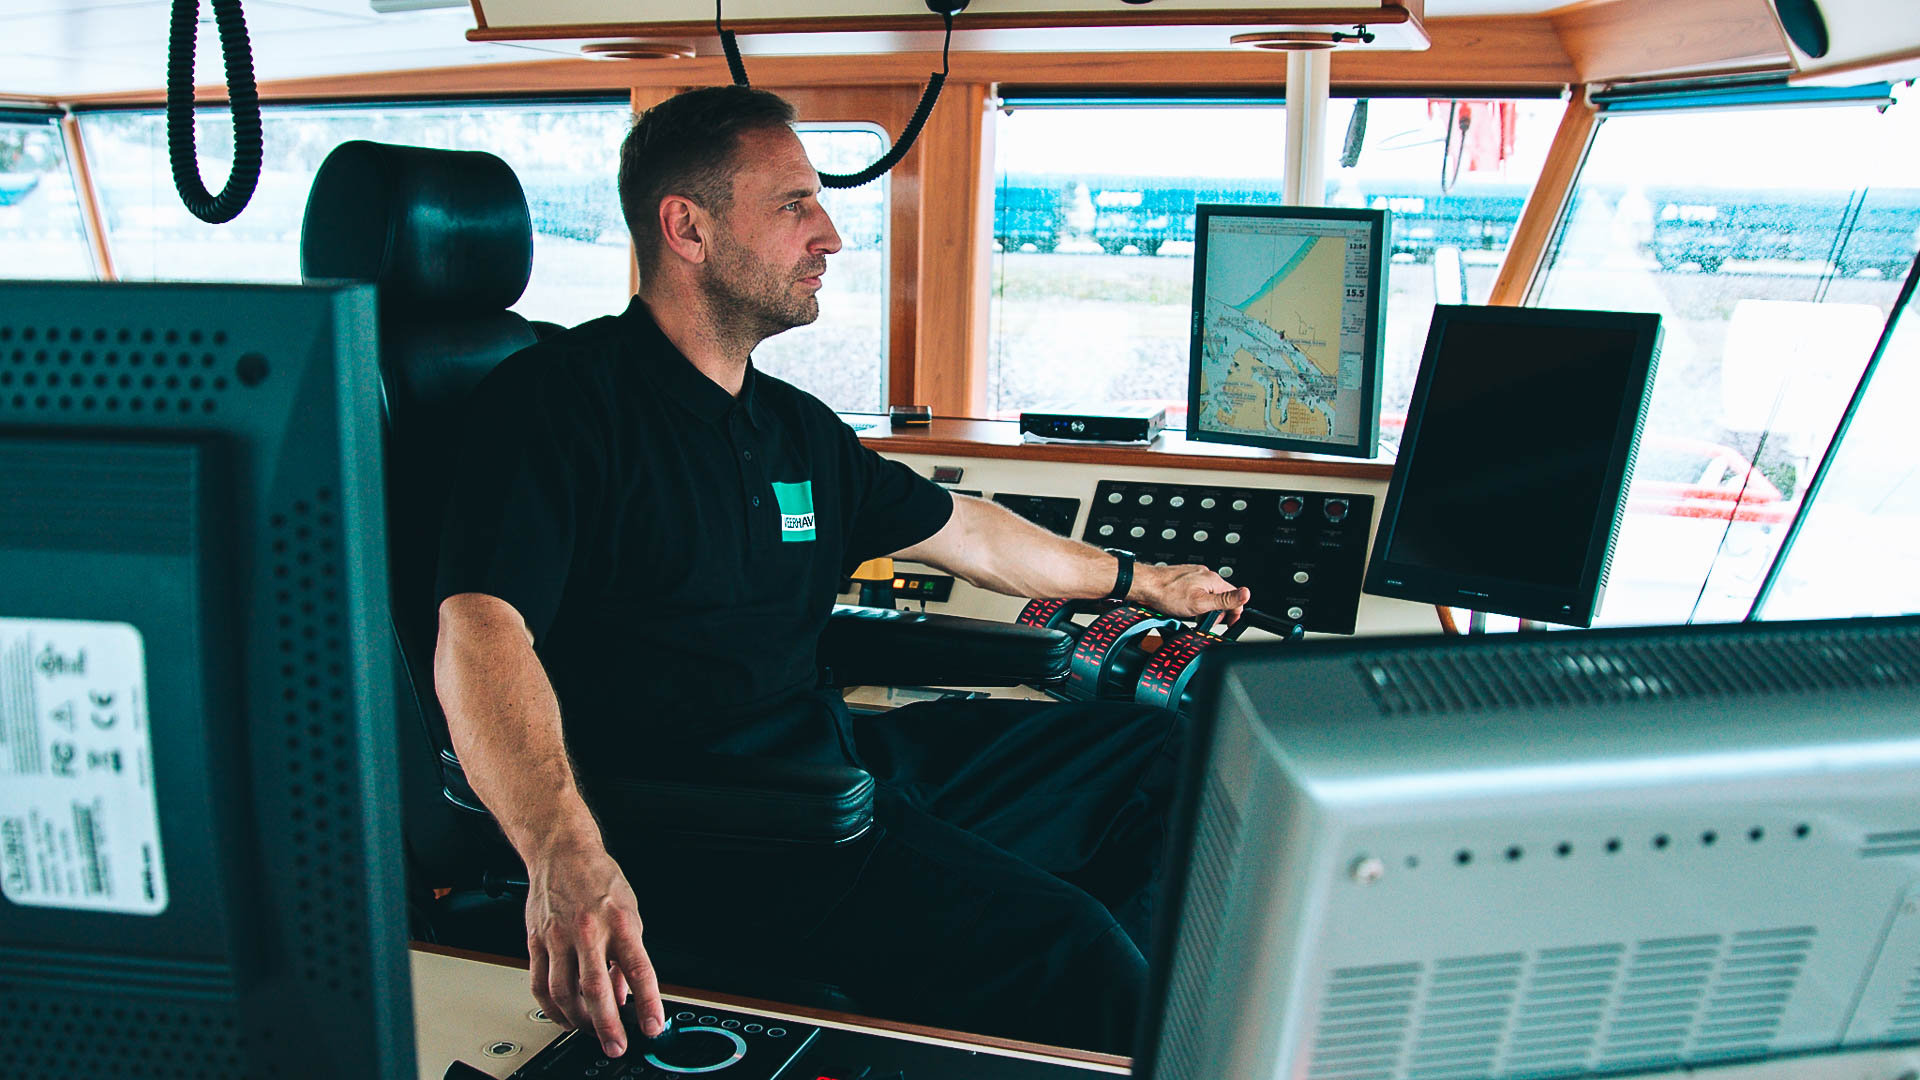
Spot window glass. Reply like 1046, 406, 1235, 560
985, 98, 1558, 426
77, 103, 633, 326
1325, 97, 1561, 433
0, 118, 94, 279
1533, 89, 1920, 627
1757, 276, 1919, 620
988, 105, 1287, 419
751, 126, 889, 415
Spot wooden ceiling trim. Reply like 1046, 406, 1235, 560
50, 17, 1576, 109
1550, 0, 1790, 83
465, 6, 1417, 41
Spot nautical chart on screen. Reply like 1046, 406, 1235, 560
1193, 210, 1382, 451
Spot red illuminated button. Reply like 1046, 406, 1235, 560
1279, 496, 1305, 519
1324, 498, 1350, 523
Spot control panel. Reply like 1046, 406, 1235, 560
1081, 480, 1372, 634
501, 998, 1101, 1080
992, 492, 1081, 537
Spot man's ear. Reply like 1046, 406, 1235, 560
657, 195, 710, 265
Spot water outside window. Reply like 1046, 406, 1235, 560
1533, 88, 1920, 628
78, 103, 634, 327
751, 126, 889, 415
986, 98, 1558, 427
0, 118, 93, 280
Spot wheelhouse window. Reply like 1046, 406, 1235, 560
987, 101, 1288, 419
984, 96, 1559, 426
1756, 268, 1920, 620
1324, 96, 1562, 430
750, 125, 890, 415
0, 114, 93, 280
1531, 84, 1920, 627
75, 101, 633, 326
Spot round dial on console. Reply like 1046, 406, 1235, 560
645, 1026, 748, 1074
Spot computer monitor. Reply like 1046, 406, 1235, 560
1363, 304, 1662, 627
1138, 616, 1920, 1080
0, 281, 413, 1078
1187, 203, 1389, 459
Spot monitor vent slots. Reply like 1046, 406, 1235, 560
1, 322, 254, 418
1306, 928, 1817, 1080
1892, 966, 1920, 1039
266, 487, 372, 994
0, 996, 248, 1078
1862, 830, 1920, 859
0, 440, 197, 554
1357, 628, 1920, 717
1157, 772, 1244, 1080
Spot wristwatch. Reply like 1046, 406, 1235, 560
1103, 548, 1136, 602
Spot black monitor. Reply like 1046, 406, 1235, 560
1140, 615, 1920, 1080
1187, 203, 1389, 459
1363, 304, 1662, 627
0, 281, 413, 1079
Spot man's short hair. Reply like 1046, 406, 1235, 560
619, 85, 798, 281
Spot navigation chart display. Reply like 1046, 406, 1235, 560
1187, 204, 1389, 458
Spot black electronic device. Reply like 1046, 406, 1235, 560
992, 491, 1081, 536
498, 997, 1098, 1079
889, 403, 932, 428
503, 1001, 818, 1079
1018, 405, 1166, 444
0, 281, 411, 1077
1362, 304, 1662, 627
1187, 203, 1389, 458
1081, 479, 1372, 634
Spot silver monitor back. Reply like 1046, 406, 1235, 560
1144, 616, 1920, 1080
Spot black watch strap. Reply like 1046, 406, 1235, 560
1103, 548, 1135, 601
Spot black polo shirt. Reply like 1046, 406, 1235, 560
435, 298, 952, 767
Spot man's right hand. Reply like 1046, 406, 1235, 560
525, 842, 666, 1058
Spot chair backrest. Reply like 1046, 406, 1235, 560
300, 140, 539, 886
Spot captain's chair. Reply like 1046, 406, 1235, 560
297, 142, 1071, 969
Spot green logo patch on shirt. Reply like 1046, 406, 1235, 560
772, 480, 816, 542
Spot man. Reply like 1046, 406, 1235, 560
433, 85, 1249, 1060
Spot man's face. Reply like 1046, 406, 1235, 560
701, 126, 843, 341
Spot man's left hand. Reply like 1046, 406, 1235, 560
1132, 563, 1251, 625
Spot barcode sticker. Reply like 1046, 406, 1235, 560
0, 618, 168, 915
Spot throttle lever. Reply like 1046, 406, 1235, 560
1220, 606, 1306, 642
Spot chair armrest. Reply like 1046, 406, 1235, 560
818, 604, 1074, 689
438, 749, 874, 846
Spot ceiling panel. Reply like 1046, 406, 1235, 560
1, 0, 1573, 99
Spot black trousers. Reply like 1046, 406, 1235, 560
615, 692, 1187, 1055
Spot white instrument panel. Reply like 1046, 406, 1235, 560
867, 448, 1444, 639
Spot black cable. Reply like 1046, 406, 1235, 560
717, 0, 955, 190
717, 0, 749, 87
166, 0, 262, 224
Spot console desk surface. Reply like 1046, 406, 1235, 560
410, 943, 1130, 1080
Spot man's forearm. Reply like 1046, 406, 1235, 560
435, 601, 604, 861
936, 497, 1122, 600
902, 495, 1249, 619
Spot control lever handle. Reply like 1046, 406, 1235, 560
1218, 606, 1306, 642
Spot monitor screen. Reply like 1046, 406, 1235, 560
0, 281, 413, 1079
1364, 305, 1662, 626
1139, 616, 1920, 1080
1187, 204, 1388, 458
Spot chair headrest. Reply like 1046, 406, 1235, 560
300, 141, 533, 313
